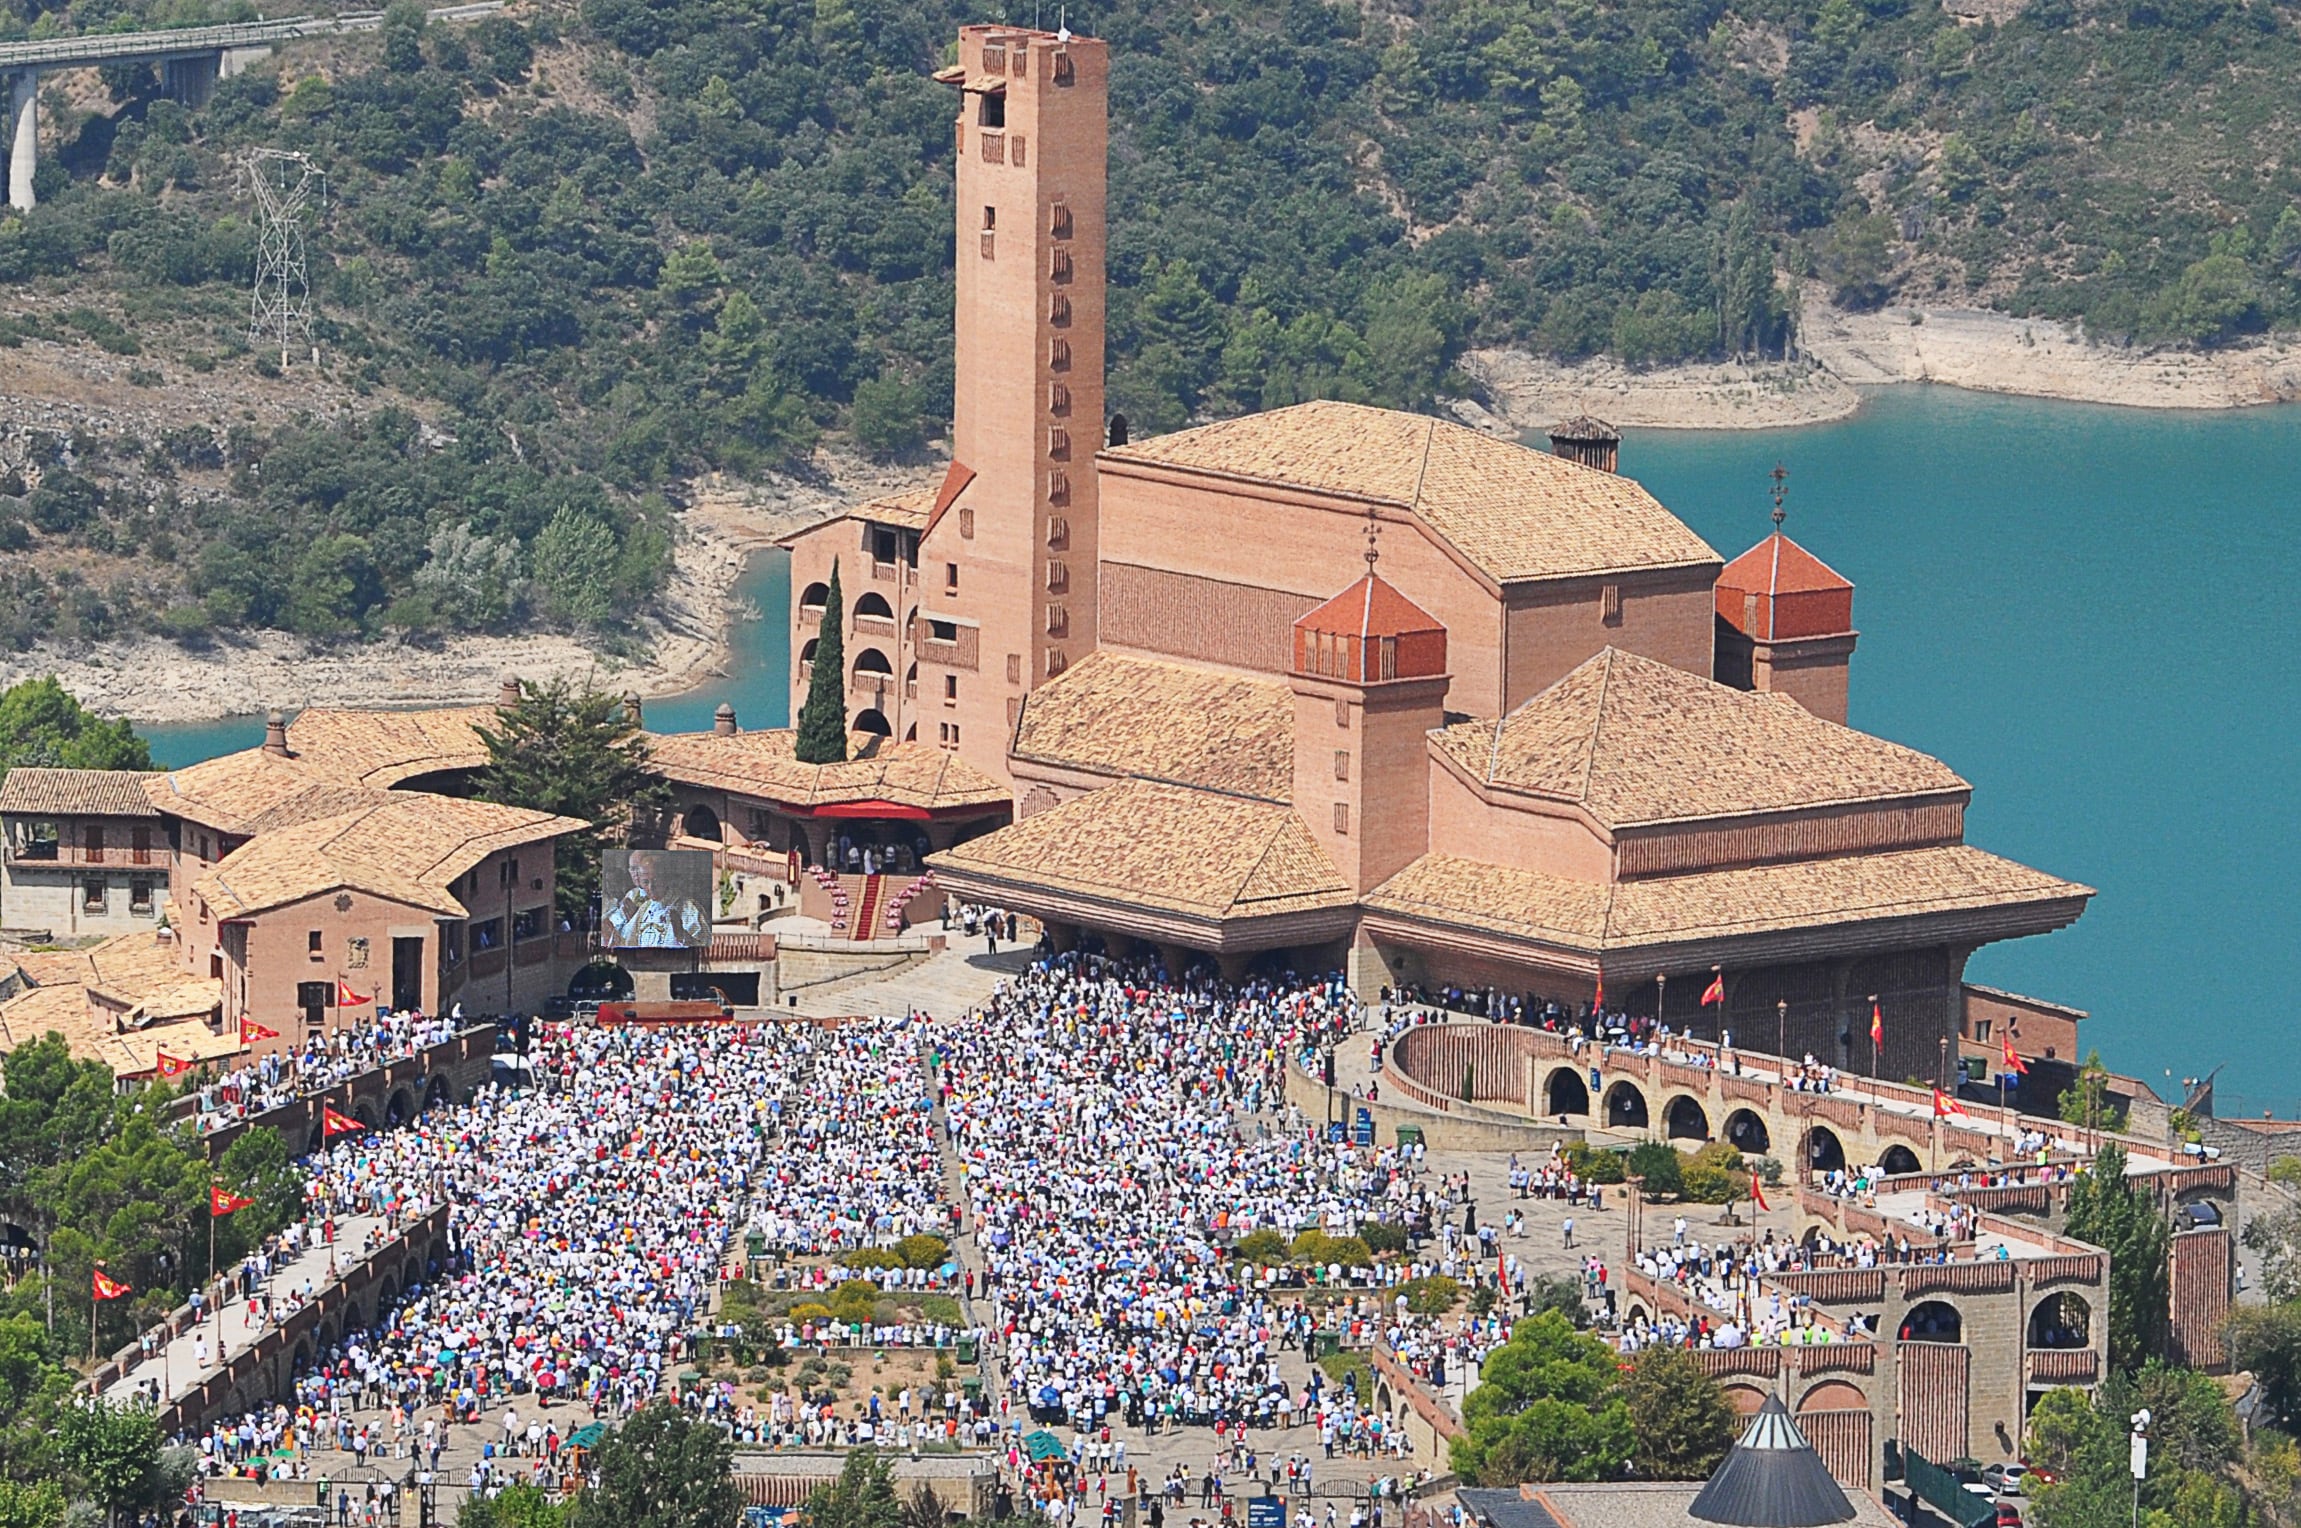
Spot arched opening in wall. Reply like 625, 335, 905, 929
306, 1120, 326, 1154
386, 1085, 415, 1127
853, 649, 895, 681
799, 582, 830, 617
353, 1099, 381, 1131
1665, 1095, 1711, 1142
1604, 1081, 1649, 1130
854, 592, 895, 622
904, 724, 917, 742
684, 805, 722, 843
1804, 1126, 1846, 1174
2029, 1292, 2091, 1349
1900, 1300, 1963, 1344
1725, 1108, 1771, 1153
1799, 1380, 1868, 1413
799, 637, 820, 667
1722, 1383, 1770, 1415
569, 962, 634, 1004
1879, 1144, 1923, 1177
854, 709, 892, 737
1546, 1068, 1591, 1117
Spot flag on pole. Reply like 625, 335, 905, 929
335, 978, 372, 1008
2001, 1034, 2029, 1076
91, 1268, 130, 1301
1699, 971, 1725, 1006
1751, 1175, 1769, 1212
1592, 974, 1604, 1013
1497, 1249, 1509, 1296
322, 1105, 366, 1137
240, 1018, 281, 1045
210, 1185, 254, 1218
1870, 1001, 1883, 1050
1933, 1087, 1968, 1120
154, 1050, 192, 1079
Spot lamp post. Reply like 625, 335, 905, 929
1776, 999, 1788, 1078
1655, 973, 1666, 1034
2129, 1408, 2151, 1528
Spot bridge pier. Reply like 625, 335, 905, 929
7, 69, 34, 211
163, 52, 219, 108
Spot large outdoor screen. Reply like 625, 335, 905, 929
600, 848, 715, 950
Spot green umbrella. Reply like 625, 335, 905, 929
1023, 1430, 1068, 1463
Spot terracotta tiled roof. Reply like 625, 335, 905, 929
1547, 415, 1622, 443
779, 485, 938, 548
192, 796, 587, 920
646, 731, 1009, 813
0, 768, 162, 817
929, 780, 1353, 921
923, 463, 976, 537
1296, 574, 1444, 641
146, 750, 392, 835
1366, 845, 2092, 953
0, 930, 228, 1075
1717, 532, 1852, 598
1012, 653, 1296, 802
1715, 531, 1856, 641
282, 706, 497, 789
1429, 649, 1965, 828
1102, 401, 1719, 583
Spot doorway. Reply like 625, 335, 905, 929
392, 937, 425, 1012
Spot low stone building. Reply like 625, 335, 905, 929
0, 767, 168, 937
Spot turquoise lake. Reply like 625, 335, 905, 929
141, 387, 2301, 1109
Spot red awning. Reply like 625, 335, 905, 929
809, 801, 934, 821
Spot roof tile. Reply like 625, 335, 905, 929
1012, 653, 1296, 802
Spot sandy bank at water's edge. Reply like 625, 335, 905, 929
0, 454, 940, 727
1463, 290, 2301, 434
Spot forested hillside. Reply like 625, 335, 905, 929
4, 0, 2301, 647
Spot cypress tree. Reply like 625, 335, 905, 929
794, 558, 848, 764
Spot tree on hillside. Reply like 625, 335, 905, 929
0, 679, 150, 785
1451, 1310, 1633, 1484
567, 1403, 739, 1528
1621, 1345, 1739, 1479
805, 1452, 904, 1528
2063, 1142, 2170, 1373
476, 679, 664, 924
57, 1397, 161, 1528
457, 1483, 567, 1528
793, 560, 848, 766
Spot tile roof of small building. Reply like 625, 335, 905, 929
1296, 572, 1444, 641
1365, 845, 2091, 953
1101, 401, 1719, 583
0, 767, 162, 817
191, 795, 587, 919
282, 706, 498, 789
1717, 532, 1854, 598
929, 780, 1353, 921
1429, 648, 1967, 828
1011, 653, 1296, 802
0, 930, 227, 1075
646, 730, 1010, 813
146, 749, 393, 835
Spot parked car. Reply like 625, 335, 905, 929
1996, 1502, 2025, 1527
1984, 1463, 2031, 1497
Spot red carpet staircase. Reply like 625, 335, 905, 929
850, 874, 885, 941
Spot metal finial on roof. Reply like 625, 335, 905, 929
1770, 463, 1788, 530
1364, 505, 1381, 575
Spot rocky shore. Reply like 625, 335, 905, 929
0, 454, 938, 727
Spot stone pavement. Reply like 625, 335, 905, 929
106, 1212, 394, 1409
793, 943, 1032, 1021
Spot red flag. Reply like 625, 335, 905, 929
1592, 974, 1604, 1013
335, 979, 372, 1008
154, 1050, 192, 1079
1699, 971, 1725, 1007
1870, 1002, 1884, 1050
322, 1105, 366, 1137
1751, 1176, 1769, 1212
1933, 1087, 1968, 1120
1497, 1249, 1509, 1296
2001, 1034, 2029, 1076
211, 1185, 254, 1218
91, 1268, 130, 1301
240, 1018, 281, 1045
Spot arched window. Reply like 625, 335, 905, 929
855, 709, 893, 737
855, 592, 895, 622
799, 582, 830, 613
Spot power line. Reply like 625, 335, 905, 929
238, 147, 325, 370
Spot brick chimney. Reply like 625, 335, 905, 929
498, 674, 521, 708
1546, 416, 1621, 474
714, 702, 738, 736
262, 709, 289, 757
623, 691, 643, 729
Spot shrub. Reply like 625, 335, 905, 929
1626, 1142, 1683, 1198
1400, 1275, 1462, 1315
1680, 1160, 1746, 1204
1234, 1229, 1288, 1264
791, 1302, 833, 1322
1564, 1142, 1627, 1184
1360, 1220, 1409, 1255
894, 1233, 951, 1270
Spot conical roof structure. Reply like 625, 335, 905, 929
1687, 1395, 1858, 1526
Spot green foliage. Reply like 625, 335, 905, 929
1399, 1276, 1462, 1316
793, 561, 848, 766
1680, 1141, 1751, 1205
2063, 1143, 2169, 1374
1621, 1345, 1737, 1480
475, 679, 661, 922
1233, 1229, 1288, 1264
1289, 1229, 1373, 1268
1452, 1311, 1634, 1484
2058, 1051, 2129, 1134
803, 1452, 905, 1528
1358, 1220, 1409, 1256
458, 1482, 569, 1528
1520, 1273, 1589, 1329
1625, 1142, 1683, 1198
0, 678, 150, 786
2029, 1367, 2243, 1528
891, 1233, 949, 1271
1562, 1142, 1626, 1185
0, 1480, 65, 1528
567, 1403, 739, 1528
57, 1398, 162, 1522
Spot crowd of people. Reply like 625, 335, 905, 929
192, 1008, 470, 1132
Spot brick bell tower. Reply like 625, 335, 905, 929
918, 27, 1108, 793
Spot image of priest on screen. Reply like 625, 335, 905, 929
602, 849, 712, 949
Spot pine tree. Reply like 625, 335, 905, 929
475, 679, 662, 922
794, 559, 848, 764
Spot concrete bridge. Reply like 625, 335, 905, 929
2, 3, 501, 209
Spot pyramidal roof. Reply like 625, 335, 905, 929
1689, 1396, 1858, 1527
1296, 573, 1444, 641
1717, 532, 1852, 598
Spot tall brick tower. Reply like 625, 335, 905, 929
917, 27, 1107, 793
